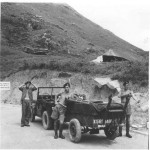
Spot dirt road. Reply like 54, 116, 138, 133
0, 104, 148, 149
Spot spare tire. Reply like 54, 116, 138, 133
69, 119, 82, 143
42, 111, 53, 130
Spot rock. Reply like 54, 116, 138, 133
131, 124, 144, 129
131, 124, 138, 130
141, 104, 149, 112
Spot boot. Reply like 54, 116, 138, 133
118, 127, 122, 137
126, 124, 132, 138
25, 124, 30, 127
59, 124, 65, 139
54, 120, 58, 139
21, 124, 24, 127
54, 130, 58, 139
126, 133, 132, 138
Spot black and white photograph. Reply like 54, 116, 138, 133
0, 0, 149, 149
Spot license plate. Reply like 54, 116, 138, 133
93, 119, 112, 124
105, 119, 112, 124
93, 119, 103, 124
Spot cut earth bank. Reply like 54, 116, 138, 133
1, 69, 148, 132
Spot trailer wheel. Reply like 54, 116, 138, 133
42, 111, 53, 130
69, 119, 82, 143
30, 107, 35, 122
104, 126, 118, 140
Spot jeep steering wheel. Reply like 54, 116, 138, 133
42, 93, 50, 96
41, 93, 51, 101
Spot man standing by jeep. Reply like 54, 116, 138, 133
51, 82, 72, 139
118, 81, 139, 138
19, 81, 37, 127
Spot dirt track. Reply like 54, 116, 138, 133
0, 104, 148, 149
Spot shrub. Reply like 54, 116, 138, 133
48, 61, 61, 71
111, 61, 148, 87
21, 60, 29, 70
18, 57, 148, 88
39, 63, 46, 69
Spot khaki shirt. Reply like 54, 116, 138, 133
19, 84, 37, 101
120, 89, 132, 115
57, 91, 72, 107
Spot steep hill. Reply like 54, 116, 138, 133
1, 3, 148, 128
1, 2, 147, 79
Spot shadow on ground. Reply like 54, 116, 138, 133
28, 117, 115, 146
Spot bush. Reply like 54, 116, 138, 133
82, 68, 91, 74
111, 61, 148, 87
48, 61, 61, 71
18, 58, 148, 88
20, 60, 29, 70
39, 63, 46, 69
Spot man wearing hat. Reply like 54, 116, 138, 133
51, 82, 72, 139
19, 81, 37, 127
118, 81, 140, 138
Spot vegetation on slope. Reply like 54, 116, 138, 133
0, 3, 149, 89
16, 59, 148, 88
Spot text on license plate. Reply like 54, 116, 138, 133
93, 119, 112, 124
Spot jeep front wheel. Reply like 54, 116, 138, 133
42, 111, 53, 130
69, 119, 82, 143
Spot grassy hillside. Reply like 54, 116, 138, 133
1, 3, 145, 54
0, 2, 148, 87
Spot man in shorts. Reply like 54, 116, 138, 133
118, 81, 140, 138
51, 82, 72, 139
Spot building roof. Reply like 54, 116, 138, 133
91, 49, 142, 63
103, 49, 139, 61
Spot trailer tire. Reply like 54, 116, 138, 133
42, 111, 53, 130
69, 119, 82, 143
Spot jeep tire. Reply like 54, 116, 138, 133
69, 119, 82, 143
104, 126, 118, 140
42, 111, 53, 130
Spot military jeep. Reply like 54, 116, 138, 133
31, 87, 127, 143
65, 95, 126, 143
30, 87, 64, 129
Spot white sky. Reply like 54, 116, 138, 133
2, 0, 150, 51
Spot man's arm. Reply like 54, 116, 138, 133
121, 90, 140, 103
56, 94, 62, 103
120, 90, 131, 98
130, 91, 140, 103
19, 84, 25, 104
30, 83, 37, 91
19, 84, 25, 92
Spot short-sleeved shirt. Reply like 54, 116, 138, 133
51, 91, 72, 120
25, 90, 30, 100
120, 89, 132, 115
19, 85, 37, 101
57, 91, 72, 107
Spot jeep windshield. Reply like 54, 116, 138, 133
38, 87, 64, 96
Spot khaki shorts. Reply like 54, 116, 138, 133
51, 104, 66, 122
122, 103, 132, 115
